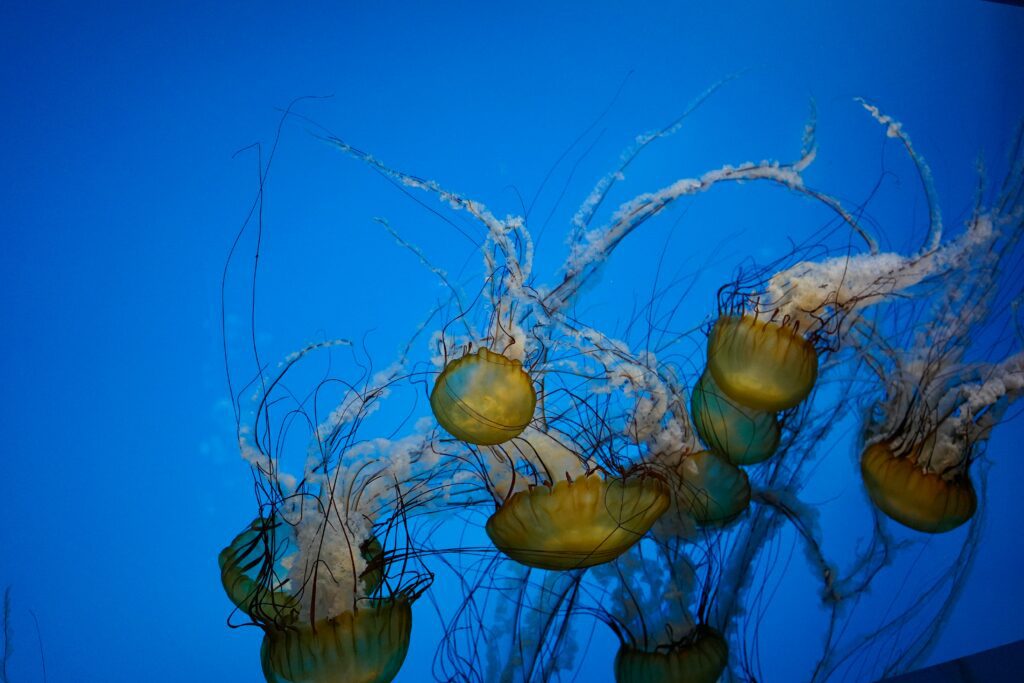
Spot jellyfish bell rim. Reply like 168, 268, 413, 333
484, 470, 670, 570
860, 441, 977, 534
429, 346, 537, 446
260, 596, 414, 683
707, 313, 819, 411
613, 626, 729, 683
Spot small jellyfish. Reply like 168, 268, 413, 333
485, 471, 670, 570
260, 598, 413, 683
706, 314, 819, 412
690, 370, 781, 465
860, 442, 977, 534
431, 347, 537, 446
676, 450, 751, 526
614, 627, 729, 683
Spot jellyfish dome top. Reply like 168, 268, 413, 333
485, 469, 670, 570
614, 626, 729, 683
431, 346, 537, 446
690, 369, 781, 465
706, 314, 819, 412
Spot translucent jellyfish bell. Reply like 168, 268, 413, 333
707, 315, 818, 411
676, 451, 751, 526
484, 472, 670, 570
614, 627, 728, 683
430, 347, 537, 446
690, 370, 781, 465
218, 517, 300, 627
860, 442, 977, 534
261, 598, 413, 683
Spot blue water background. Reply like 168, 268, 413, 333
1, 1, 1022, 681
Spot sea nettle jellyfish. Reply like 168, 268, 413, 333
485, 468, 670, 570
431, 346, 537, 446
590, 531, 730, 683
856, 135, 1023, 533
219, 332, 440, 682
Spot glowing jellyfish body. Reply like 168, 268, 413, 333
691, 370, 781, 465
614, 627, 729, 683
484, 472, 670, 570
219, 518, 299, 626
677, 451, 751, 526
707, 315, 818, 411
261, 599, 413, 683
430, 347, 537, 446
860, 443, 977, 534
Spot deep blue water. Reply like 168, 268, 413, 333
1, 1, 1023, 681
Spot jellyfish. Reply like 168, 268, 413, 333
859, 442, 978, 534
850, 122, 1024, 533
485, 470, 670, 570
218, 516, 300, 628
431, 346, 537, 446
614, 626, 728, 683
288, 91, 1024, 680
706, 314, 819, 412
260, 598, 414, 683
587, 522, 731, 683
690, 370, 781, 465
216, 321, 442, 682
673, 450, 751, 527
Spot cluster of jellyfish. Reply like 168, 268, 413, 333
217, 90, 1023, 683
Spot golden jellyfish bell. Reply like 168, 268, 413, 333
690, 370, 781, 466
676, 451, 751, 527
707, 315, 818, 411
860, 442, 977, 534
430, 347, 537, 446
484, 472, 670, 570
614, 627, 729, 683
261, 598, 413, 683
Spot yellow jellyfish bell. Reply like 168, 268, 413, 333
261, 598, 413, 683
676, 450, 751, 527
707, 314, 818, 411
860, 442, 977, 534
614, 627, 729, 683
430, 347, 537, 446
484, 472, 670, 570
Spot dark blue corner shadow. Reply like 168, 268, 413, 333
881, 640, 1024, 683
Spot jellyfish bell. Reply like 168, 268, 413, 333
261, 597, 413, 683
860, 442, 977, 534
219, 517, 300, 627
614, 626, 729, 683
430, 346, 537, 446
690, 370, 781, 465
676, 450, 751, 527
484, 471, 670, 570
707, 314, 818, 412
